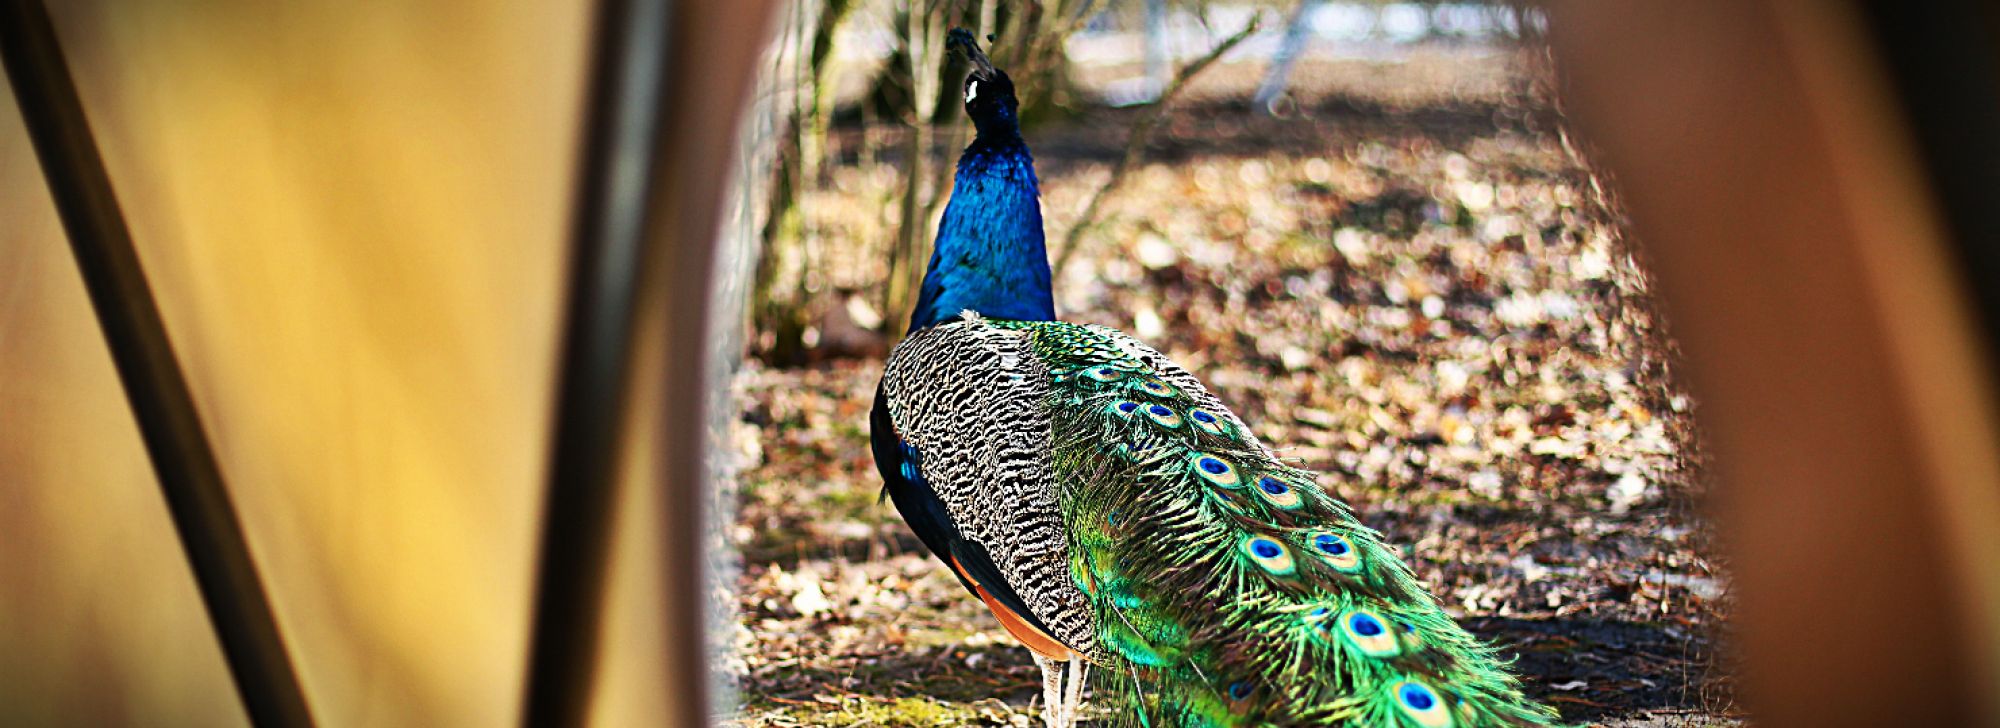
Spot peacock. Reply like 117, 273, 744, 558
869, 29, 1561, 728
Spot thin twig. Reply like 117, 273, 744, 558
1051, 13, 1263, 277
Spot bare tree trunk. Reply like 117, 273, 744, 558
919, 0, 993, 250
1144, 0, 1169, 100
750, 0, 810, 364
991, 0, 1087, 126
1254, 0, 1320, 113
751, 0, 853, 365
883, 122, 929, 341
881, 4, 948, 342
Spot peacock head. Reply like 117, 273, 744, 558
947, 28, 1020, 140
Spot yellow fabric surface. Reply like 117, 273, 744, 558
1, 3, 594, 724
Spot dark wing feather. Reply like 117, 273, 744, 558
870, 383, 1061, 642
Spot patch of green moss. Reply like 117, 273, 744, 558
736, 695, 1026, 727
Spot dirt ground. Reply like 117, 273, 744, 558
722, 44, 1742, 727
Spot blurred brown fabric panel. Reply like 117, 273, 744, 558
1549, 1, 2000, 725
1, 70, 246, 728
587, 1, 780, 725
3, 2, 590, 725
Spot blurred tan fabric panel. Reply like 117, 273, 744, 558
4, 2, 591, 725
1, 72, 246, 728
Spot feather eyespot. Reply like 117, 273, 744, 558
1397, 620, 1427, 651
1144, 403, 1184, 428
1107, 356, 1147, 371
1132, 377, 1178, 398
1340, 609, 1401, 657
1392, 680, 1454, 728
1352, 613, 1384, 635
1085, 365, 1124, 382
1187, 408, 1230, 435
1108, 400, 1141, 418
1226, 681, 1254, 702
1239, 535, 1296, 576
1192, 454, 1241, 487
1253, 475, 1304, 510
1400, 684, 1433, 709
1309, 531, 1363, 573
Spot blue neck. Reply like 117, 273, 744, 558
908, 136, 1055, 331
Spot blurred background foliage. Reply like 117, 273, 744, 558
748, 0, 1541, 361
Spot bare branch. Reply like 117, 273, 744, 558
1051, 13, 1264, 277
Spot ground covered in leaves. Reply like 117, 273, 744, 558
724, 45, 1740, 727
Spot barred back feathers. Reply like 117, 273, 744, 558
879, 315, 1560, 727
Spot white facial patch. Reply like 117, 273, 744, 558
965, 80, 979, 104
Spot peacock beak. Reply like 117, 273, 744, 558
947, 28, 998, 81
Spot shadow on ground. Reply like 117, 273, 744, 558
1470, 616, 1740, 726
742, 616, 1737, 727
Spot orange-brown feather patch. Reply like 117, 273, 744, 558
952, 555, 1074, 660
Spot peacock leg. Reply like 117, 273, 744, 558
1034, 654, 1064, 728
1060, 656, 1089, 727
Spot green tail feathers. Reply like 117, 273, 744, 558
991, 319, 1559, 728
